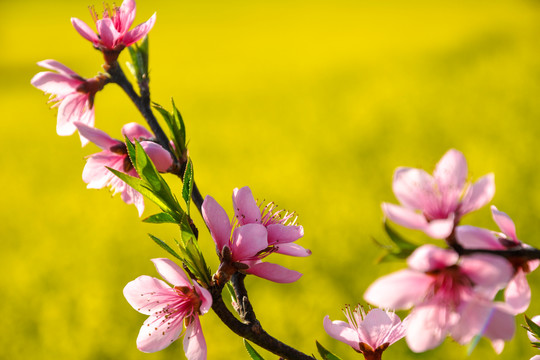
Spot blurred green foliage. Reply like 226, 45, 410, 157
2, 0, 540, 359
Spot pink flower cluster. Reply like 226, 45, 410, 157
202, 186, 311, 284
365, 149, 538, 354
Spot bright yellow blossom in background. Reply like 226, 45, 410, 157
2, 0, 540, 358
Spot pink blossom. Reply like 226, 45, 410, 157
364, 245, 514, 353
31, 60, 106, 146
324, 306, 406, 358
124, 258, 212, 359
71, 0, 156, 53
201, 187, 310, 284
382, 149, 495, 239
75, 122, 173, 216
456, 206, 540, 314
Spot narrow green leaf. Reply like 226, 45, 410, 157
384, 221, 417, 250
316, 341, 342, 360
149, 234, 183, 261
526, 316, 540, 339
143, 212, 177, 224
171, 98, 186, 151
531, 341, 540, 348
243, 340, 265, 360
182, 159, 194, 215
225, 282, 237, 303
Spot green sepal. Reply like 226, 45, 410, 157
316, 341, 343, 360
149, 233, 183, 262
143, 212, 177, 224
152, 99, 187, 160
243, 339, 265, 360
182, 158, 194, 215
526, 315, 540, 340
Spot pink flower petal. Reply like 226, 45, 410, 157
433, 149, 467, 196
274, 243, 311, 257
491, 206, 518, 242
123, 13, 156, 46
455, 225, 504, 250
123, 275, 171, 315
459, 174, 495, 215
266, 224, 304, 244
232, 186, 262, 225
183, 316, 207, 360
406, 302, 453, 352
460, 254, 513, 290
122, 122, 153, 141
423, 216, 455, 239
202, 195, 232, 252
97, 18, 121, 48
364, 269, 434, 309
31, 72, 80, 97
71, 18, 99, 44
118, 0, 137, 32
82, 153, 120, 188
360, 308, 405, 349
407, 245, 458, 273
193, 283, 213, 315
140, 141, 173, 172
36, 59, 78, 77
136, 311, 183, 353
151, 258, 190, 287
323, 316, 360, 351
482, 304, 515, 352
245, 261, 302, 283
382, 203, 428, 230
392, 167, 436, 211
231, 224, 268, 261
74, 122, 120, 150
504, 269, 531, 314
56, 93, 90, 136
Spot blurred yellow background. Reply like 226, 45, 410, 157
2, 0, 540, 358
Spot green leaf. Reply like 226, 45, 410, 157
225, 282, 237, 303
316, 341, 342, 360
243, 340, 265, 360
384, 221, 417, 251
182, 159, 194, 215
143, 212, 177, 224
149, 234, 183, 261
531, 341, 540, 348
526, 315, 540, 339
127, 35, 149, 85
171, 98, 186, 152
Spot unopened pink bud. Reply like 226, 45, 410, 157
141, 141, 173, 172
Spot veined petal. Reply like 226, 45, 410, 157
274, 243, 311, 257
482, 304, 515, 353
122, 122, 153, 141
36, 59, 78, 77
360, 308, 404, 349
266, 224, 304, 244
232, 186, 262, 225
202, 195, 232, 252
137, 312, 183, 353
433, 149, 467, 196
407, 245, 458, 272
118, 0, 136, 32
123, 13, 156, 46
123, 275, 171, 315
459, 174, 495, 216
323, 316, 360, 351
71, 18, 99, 44
141, 141, 173, 172
151, 258, 190, 287
31, 72, 80, 96
460, 254, 513, 290
231, 224, 268, 261
97, 18, 121, 48
392, 167, 436, 211
183, 316, 207, 360
245, 261, 302, 283
364, 269, 434, 309
491, 206, 518, 242
57, 93, 89, 136
504, 269, 531, 314
423, 216, 455, 239
455, 225, 504, 250
74, 122, 120, 150
83, 153, 120, 188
